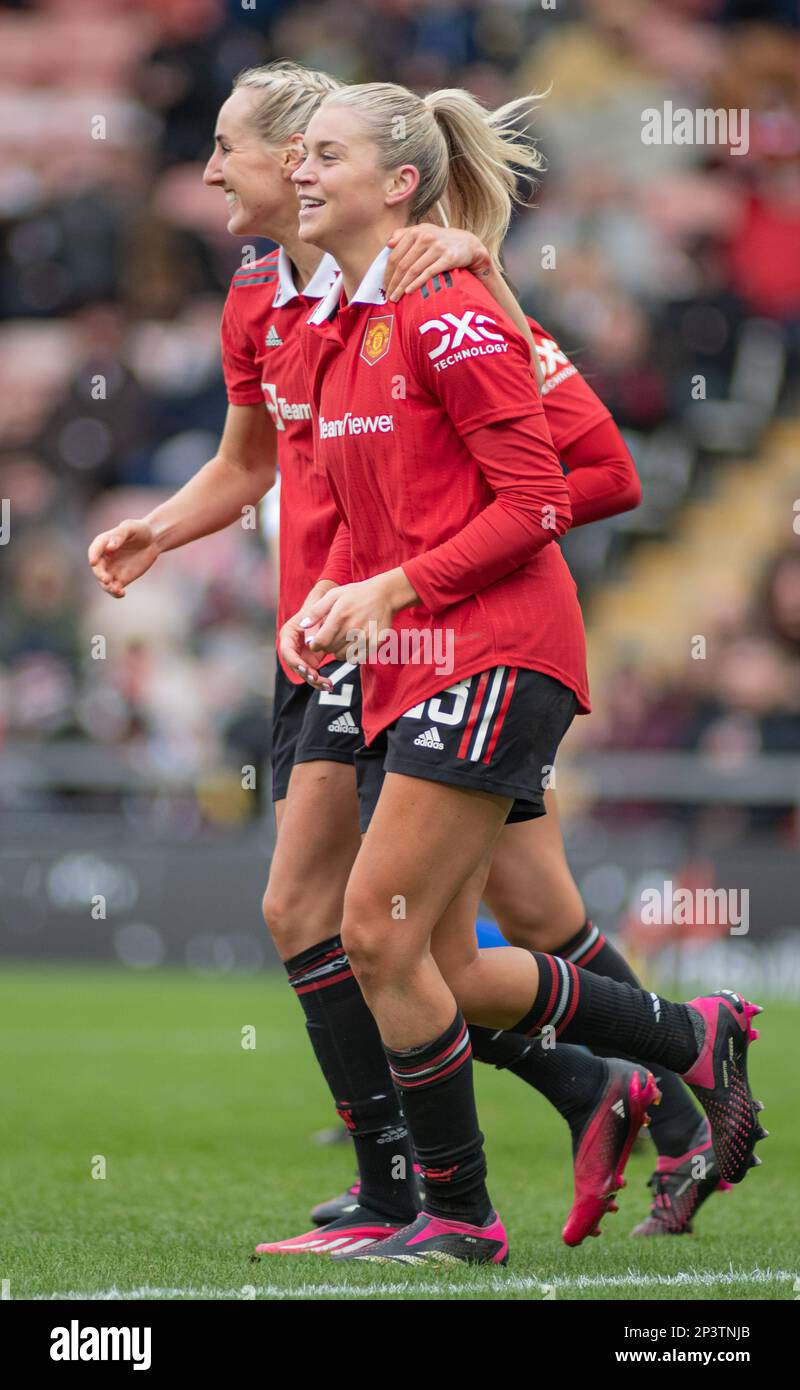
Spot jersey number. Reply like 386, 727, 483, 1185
401, 679, 470, 726
317, 662, 357, 708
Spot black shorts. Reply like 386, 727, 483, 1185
355, 666, 577, 834
289, 658, 364, 770
271, 665, 312, 802
272, 661, 364, 801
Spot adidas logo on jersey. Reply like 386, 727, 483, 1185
265, 325, 284, 347
413, 726, 444, 750
327, 712, 359, 735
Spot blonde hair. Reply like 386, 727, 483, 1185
233, 59, 344, 147
320, 83, 545, 261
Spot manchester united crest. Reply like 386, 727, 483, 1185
360, 315, 393, 366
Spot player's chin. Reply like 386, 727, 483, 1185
297, 205, 328, 242
227, 206, 255, 236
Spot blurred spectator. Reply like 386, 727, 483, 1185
764, 549, 800, 654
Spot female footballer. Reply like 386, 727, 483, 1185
89, 63, 665, 1258
278, 80, 765, 1266
88, 64, 746, 1259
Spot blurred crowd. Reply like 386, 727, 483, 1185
598, 547, 800, 753
1, 0, 800, 822
585, 542, 800, 839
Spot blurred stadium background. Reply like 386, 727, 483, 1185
2, 0, 800, 1003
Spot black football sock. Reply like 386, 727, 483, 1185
554, 921, 704, 1159
386, 1012, 492, 1226
469, 1025, 608, 1155
513, 951, 704, 1075
285, 936, 417, 1222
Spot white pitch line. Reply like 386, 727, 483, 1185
29, 1270, 796, 1300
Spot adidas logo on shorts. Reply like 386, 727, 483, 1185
265, 324, 284, 347
413, 726, 444, 750
327, 712, 359, 735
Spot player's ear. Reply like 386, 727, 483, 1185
281, 133, 306, 175
385, 164, 420, 210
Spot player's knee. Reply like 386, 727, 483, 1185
493, 898, 586, 952
341, 890, 396, 990
261, 884, 303, 957
494, 912, 552, 949
484, 872, 582, 949
433, 953, 479, 1017
340, 919, 383, 988
483, 877, 545, 940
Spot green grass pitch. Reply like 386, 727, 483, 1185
1, 963, 796, 1301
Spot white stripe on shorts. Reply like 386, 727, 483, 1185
469, 667, 506, 762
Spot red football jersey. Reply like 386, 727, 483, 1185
529, 316, 609, 447
527, 317, 640, 525
303, 251, 590, 744
319, 311, 638, 583
220, 246, 340, 681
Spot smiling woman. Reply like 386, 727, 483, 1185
272, 78, 767, 1268
205, 63, 344, 241
87, 59, 557, 1265
294, 83, 545, 296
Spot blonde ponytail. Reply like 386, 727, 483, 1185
234, 60, 344, 148
425, 90, 545, 262
320, 82, 545, 261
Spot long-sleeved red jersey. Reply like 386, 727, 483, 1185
303, 252, 594, 742
220, 247, 640, 703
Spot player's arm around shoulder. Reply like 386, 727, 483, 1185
398, 267, 534, 358
396, 269, 545, 428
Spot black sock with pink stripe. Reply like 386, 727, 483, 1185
513, 951, 703, 1075
285, 936, 418, 1222
385, 1011, 492, 1226
554, 921, 704, 1159
469, 1026, 608, 1155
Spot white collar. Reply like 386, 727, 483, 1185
307, 246, 391, 325
272, 247, 340, 307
